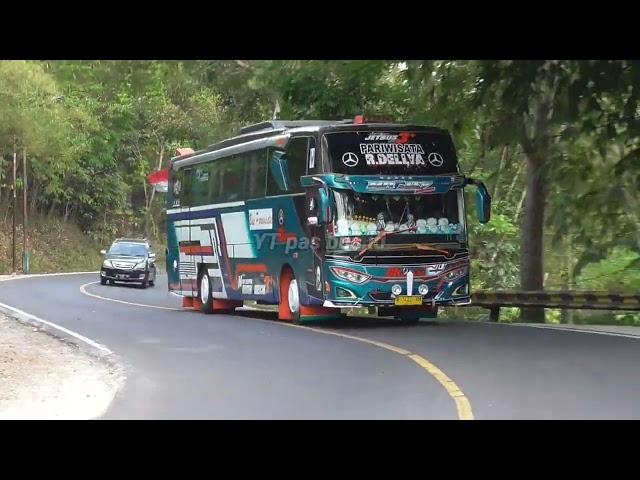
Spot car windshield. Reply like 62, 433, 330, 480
109, 243, 148, 257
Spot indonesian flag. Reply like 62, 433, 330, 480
147, 148, 194, 193
147, 168, 169, 193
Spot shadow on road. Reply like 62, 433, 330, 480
233, 309, 442, 330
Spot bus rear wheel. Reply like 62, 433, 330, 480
279, 268, 301, 322
199, 271, 215, 314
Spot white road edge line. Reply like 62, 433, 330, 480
494, 322, 640, 340
0, 300, 112, 354
80, 281, 182, 311
0, 271, 98, 281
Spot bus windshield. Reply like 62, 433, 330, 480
328, 190, 465, 251
324, 130, 458, 175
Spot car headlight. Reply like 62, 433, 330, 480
103, 260, 113, 268
329, 266, 371, 284
134, 261, 147, 270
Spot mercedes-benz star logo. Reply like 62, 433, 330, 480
342, 152, 359, 167
428, 152, 444, 167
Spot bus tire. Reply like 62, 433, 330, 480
279, 267, 301, 322
199, 270, 215, 314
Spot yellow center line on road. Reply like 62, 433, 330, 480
80, 281, 474, 420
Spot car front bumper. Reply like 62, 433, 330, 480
101, 268, 147, 282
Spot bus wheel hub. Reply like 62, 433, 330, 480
288, 279, 300, 314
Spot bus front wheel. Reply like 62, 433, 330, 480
279, 268, 301, 322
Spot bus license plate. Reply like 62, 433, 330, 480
394, 295, 423, 306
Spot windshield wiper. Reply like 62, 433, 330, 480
356, 227, 451, 259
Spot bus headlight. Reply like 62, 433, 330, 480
329, 267, 371, 284
418, 284, 429, 295
391, 284, 402, 295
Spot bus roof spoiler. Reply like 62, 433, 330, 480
238, 120, 352, 135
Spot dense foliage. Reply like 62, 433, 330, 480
1, 60, 638, 321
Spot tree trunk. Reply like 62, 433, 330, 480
514, 187, 526, 222
520, 156, 546, 322
506, 160, 525, 206
30, 181, 39, 214
145, 143, 164, 238
492, 146, 509, 201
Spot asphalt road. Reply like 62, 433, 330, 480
1, 273, 639, 419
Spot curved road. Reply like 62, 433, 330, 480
2, 273, 639, 419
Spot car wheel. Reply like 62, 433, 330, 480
100, 277, 107, 285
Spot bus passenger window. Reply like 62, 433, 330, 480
182, 168, 193, 207
285, 137, 308, 193
192, 163, 211, 207
246, 149, 267, 199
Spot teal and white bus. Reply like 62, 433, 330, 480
166, 116, 491, 322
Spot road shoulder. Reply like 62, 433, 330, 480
0, 313, 122, 419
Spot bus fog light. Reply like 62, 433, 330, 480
391, 284, 402, 295
418, 284, 429, 295
453, 283, 469, 296
336, 287, 356, 298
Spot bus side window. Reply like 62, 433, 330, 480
182, 168, 193, 207
192, 163, 211, 207
266, 148, 283, 196
171, 169, 183, 207
285, 137, 308, 193
246, 149, 267, 199
222, 156, 244, 202
208, 161, 220, 204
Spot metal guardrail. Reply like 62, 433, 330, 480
471, 291, 640, 322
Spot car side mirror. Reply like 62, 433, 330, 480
149, 253, 156, 260
100, 249, 107, 255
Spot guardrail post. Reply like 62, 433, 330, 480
489, 306, 500, 322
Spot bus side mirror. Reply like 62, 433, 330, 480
269, 150, 291, 192
476, 187, 491, 224
465, 178, 492, 224
309, 177, 331, 225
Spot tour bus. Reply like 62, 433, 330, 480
166, 116, 491, 322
